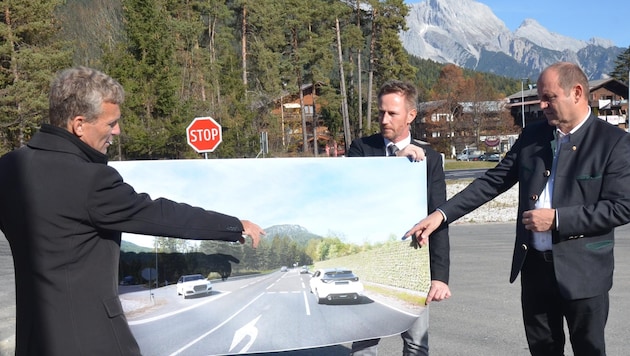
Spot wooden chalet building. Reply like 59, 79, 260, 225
506, 78, 629, 130
413, 78, 629, 159
411, 99, 519, 158
270, 83, 343, 156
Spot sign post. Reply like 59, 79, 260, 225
186, 117, 222, 157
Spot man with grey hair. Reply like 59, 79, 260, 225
0, 66, 265, 355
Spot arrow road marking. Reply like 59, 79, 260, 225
169, 292, 265, 356
229, 315, 262, 353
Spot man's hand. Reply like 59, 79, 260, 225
522, 209, 555, 232
239, 220, 265, 248
403, 211, 444, 246
397, 144, 425, 162
426, 280, 451, 304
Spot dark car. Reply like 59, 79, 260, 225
485, 153, 501, 162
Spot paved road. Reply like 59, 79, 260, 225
2, 224, 630, 355
444, 168, 488, 180
125, 272, 418, 355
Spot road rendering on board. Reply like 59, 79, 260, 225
122, 269, 419, 355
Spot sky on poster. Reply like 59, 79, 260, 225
110, 158, 427, 248
407, 0, 630, 48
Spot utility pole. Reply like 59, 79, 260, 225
521, 79, 526, 128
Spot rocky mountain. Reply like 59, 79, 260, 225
401, 0, 623, 79
263, 224, 322, 247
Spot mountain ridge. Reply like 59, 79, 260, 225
401, 0, 623, 79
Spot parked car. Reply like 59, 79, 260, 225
119, 275, 134, 285
456, 148, 485, 161
309, 268, 364, 304
485, 153, 501, 162
176, 274, 212, 298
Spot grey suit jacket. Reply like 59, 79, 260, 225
347, 134, 450, 284
439, 115, 630, 299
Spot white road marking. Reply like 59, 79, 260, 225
229, 315, 261, 353
128, 292, 230, 326
302, 291, 311, 316
168, 292, 265, 356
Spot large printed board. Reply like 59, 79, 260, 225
110, 157, 430, 355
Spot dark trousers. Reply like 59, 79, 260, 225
350, 307, 430, 356
521, 251, 608, 356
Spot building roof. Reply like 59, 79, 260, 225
507, 87, 538, 100
460, 100, 508, 113
589, 78, 629, 96
507, 78, 629, 101
417, 100, 448, 114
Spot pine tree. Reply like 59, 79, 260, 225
610, 46, 630, 84
0, 0, 72, 154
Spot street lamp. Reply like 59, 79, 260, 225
280, 82, 287, 148
281, 95, 285, 148
521, 78, 526, 128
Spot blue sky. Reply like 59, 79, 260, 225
111, 158, 427, 248
408, 0, 630, 48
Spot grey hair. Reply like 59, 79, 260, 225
48, 66, 124, 127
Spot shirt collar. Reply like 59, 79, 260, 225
557, 107, 591, 137
383, 135, 412, 151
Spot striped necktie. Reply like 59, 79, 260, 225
387, 144, 399, 156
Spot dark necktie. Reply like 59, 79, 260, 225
388, 144, 399, 157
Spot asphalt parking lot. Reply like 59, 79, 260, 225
2, 224, 630, 355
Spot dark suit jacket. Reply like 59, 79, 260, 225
347, 134, 450, 284
0, 125, 245, 356
439, 115, 630, 299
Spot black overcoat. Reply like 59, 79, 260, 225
0, 125, 244, 355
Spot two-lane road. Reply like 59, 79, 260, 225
127, 270, 420, 355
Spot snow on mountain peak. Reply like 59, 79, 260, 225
514, 18, 586, 52
403, 0, 511, 63
401, 0, 621, 78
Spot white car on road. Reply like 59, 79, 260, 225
176, 274, 212, 298
309, 268, 364, 304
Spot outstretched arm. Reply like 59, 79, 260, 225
239, 220, 265, 248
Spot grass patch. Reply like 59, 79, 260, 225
365, 284, 426, 307
444, 160, 498, 170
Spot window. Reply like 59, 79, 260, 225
431, 113, 452, 122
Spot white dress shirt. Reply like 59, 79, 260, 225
531, 110, 591, 251
384, 135, 412, 156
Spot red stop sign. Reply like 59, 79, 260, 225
186, 117, 222, 153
